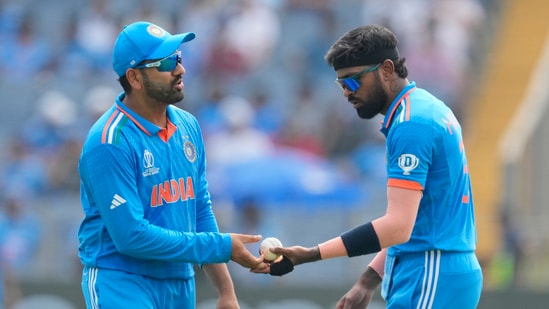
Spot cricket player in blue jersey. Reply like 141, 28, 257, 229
252, 25, 483, 308
78, 21, 266, 309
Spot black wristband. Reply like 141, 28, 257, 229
270, 256, 294, 276
340, 222, 381, 257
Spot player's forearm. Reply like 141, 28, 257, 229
371, 215, 413, 248
203, 263, 237, 297
372, 186, 421, 247
114, 226, 232, 264
317, 219, 406, 260
318, 237, 348, 259
368, 249, 387, 278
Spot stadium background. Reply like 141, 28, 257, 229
0, 0, 548, 308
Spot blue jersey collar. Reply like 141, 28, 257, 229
380, 81, 416, 136
115, 92, 173, 136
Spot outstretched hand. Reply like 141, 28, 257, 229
229, 233, 267, 269
250, 245, 321, 276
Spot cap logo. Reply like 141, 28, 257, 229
147, 25, 165, 37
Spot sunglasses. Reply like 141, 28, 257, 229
335, 63, 381, 92
134, 51, 182, 72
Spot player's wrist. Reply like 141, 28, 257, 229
306, 246, 322, 263
359, 266, 383, 290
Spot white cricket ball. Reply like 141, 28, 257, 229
260, 237, 283, 261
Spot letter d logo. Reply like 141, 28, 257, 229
398, 154, 419, 175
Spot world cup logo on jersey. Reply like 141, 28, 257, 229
143, 149, 154, 168
398, 154, 419, 175
142, 149, 159, 177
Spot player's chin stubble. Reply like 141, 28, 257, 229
356, 83, 388, 119
142, 72, 184, 105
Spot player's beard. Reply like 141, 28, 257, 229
354, 74, 388, 119
142, 71, 184, 105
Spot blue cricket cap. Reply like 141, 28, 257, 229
112, 21, 195, 77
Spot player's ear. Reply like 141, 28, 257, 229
380, 59, 395, 80
126, 69, 143, 90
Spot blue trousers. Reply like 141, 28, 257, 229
382, 250, 482, 309
81, 266, 195, 309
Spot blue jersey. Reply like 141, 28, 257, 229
380, 82, 477, 255
78, 93, 232, 279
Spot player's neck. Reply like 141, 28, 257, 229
124, 96, 168, 128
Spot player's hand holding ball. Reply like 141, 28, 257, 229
260, 237, 283, 262
255, 237, 295, 276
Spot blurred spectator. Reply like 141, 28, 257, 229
405, 18, 460, 113
272, 81, 326, 157
280, 0, 336, 78
123, 0, 173, 29
248, 87, 286, 136
194, 81, 228, 136
72, 0, 119, 74
0, 11, 53, 82
205, 95, 275, 166
431, 0, 485, 66
0, 194, 41, 272
360, 0, 430, 51
50, 13, 100, 80
203, 28, 248, 80
19, 90, 77, 158
46, 137, 82, 195
0, 139, 47, 199
221, 0, 280, 72
80, 85, 119, 131
0, 0, 23, 42
174, 0, 224, 79
430, 0, 485, 117
0, 194, 41, 307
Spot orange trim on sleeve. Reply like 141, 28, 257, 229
387, 178, 423, 190
462, 195, 470, 203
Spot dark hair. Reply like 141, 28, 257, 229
118, 75, 132, 94
325, 25, 408, 78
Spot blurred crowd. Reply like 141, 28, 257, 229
0, 0, 498, 306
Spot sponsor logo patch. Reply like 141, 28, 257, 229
398, 154, 419, 175
110, 194, 127, 210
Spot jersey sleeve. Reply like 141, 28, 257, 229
192, 121, 220, 234
386, 121, 434, 190
79, 143, 232, 264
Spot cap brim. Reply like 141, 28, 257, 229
148, 32, 196, 60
